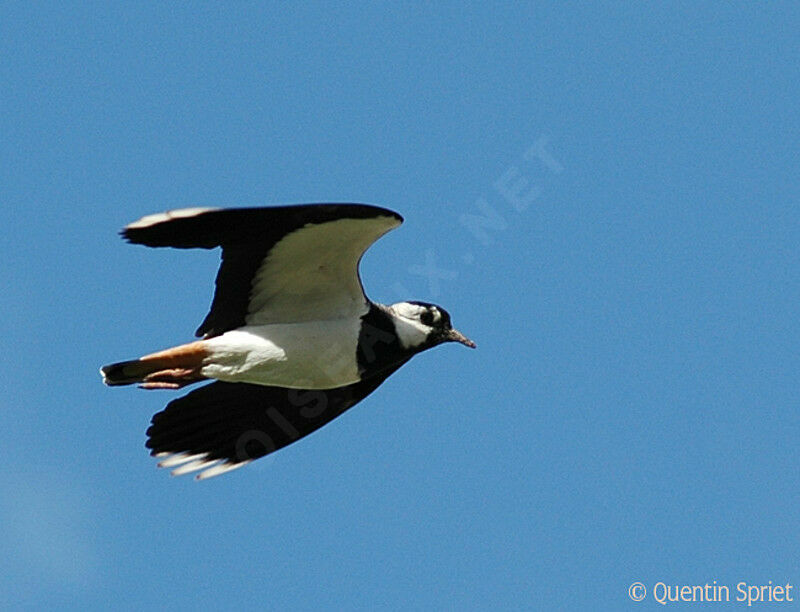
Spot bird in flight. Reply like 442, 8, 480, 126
101, 204, 475, 480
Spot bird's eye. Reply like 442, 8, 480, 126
420, 311, 434, 326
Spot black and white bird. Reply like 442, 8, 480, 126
101, 204, 475, 480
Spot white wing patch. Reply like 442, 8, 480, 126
155, 452, 251, 480
246, 216, 401, 324
170, 457, 218, 477
126, 207, 219, 230
156, 452, 207, 468
195, 461, 250, 480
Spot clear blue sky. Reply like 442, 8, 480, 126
2, 3, 798, 610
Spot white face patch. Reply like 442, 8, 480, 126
389, 302, 436, 349
391, 302, 428, 320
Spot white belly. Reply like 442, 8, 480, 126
200, 319, 362, 389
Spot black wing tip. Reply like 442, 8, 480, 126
119, 227, 136, 244
119, 207, 221, 247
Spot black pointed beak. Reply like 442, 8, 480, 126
445, 328, 476, 349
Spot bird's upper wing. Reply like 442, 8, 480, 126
122, 204, 403, 337
145, 360, 409, 479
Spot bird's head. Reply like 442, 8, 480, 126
388, 301, 476, 351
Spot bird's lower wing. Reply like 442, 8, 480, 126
145, 360, 409, 480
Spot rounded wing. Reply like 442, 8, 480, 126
146, 361, 409, 479
122, 204, 403, 337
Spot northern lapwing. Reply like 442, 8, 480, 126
101, 204, 475, 480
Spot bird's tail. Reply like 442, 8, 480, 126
100, 341, 209, 389
100, 359, 160, 386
